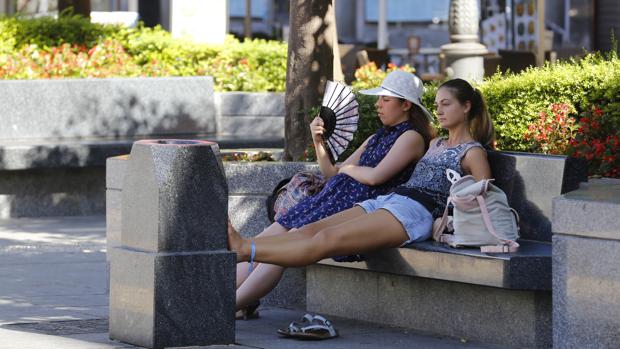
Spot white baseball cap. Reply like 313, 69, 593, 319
360, 70, 433, 121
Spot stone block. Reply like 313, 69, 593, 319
228, 195, 272, 237
109, 247, 235, 348
225, 162, 318, 195
121, 140, 228, 252
320, 239, 551, 290
307, 264, 551, 348
0, 77, 216, 141
553, 235, 620, 349
0, 141, 133, 171
216, 92, 285, 116
262, 267, 306, 309
0, 167, 105, 218
219, 116, 284, 138
552, 178, 620, 348
106, 189, 122, 259
488, 151, 587, 241
552, 178, 620, 240
106, 155, 129, 190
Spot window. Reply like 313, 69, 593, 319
229, 0, 270, 19
365, 0, 450, 22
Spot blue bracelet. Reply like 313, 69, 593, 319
248, 240, 256, 273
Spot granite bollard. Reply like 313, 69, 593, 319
552, 179, 620, 349
109, 139, 235, 348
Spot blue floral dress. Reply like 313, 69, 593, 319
277, 121, 415, 229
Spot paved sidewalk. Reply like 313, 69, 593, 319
0, 216, 500, 349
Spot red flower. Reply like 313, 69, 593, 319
593, 107, 604, 117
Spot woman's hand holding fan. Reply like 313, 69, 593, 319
309, 116, 326, 143
319, 81, 360, 164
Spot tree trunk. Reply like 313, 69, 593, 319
284, 0, 338, 161
58, 0, 90, 17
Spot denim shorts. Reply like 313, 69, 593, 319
356, 193, 433, 246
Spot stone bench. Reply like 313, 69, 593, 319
0, 77, 284, 218
307, 151, 587, 349
106, 149, 588, 348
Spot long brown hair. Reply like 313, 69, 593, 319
439, 78, 495, 148
400, 100, 435, 150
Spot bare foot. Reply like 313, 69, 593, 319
227, 219, 248, 262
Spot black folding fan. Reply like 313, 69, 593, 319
319, 81, 359, 163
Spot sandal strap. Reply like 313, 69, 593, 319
308, 314, 337, 337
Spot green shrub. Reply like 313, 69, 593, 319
0, 15, 287, 92
479, 53, 620, 151
349, 55, 620, 177
0, 13, 120, 52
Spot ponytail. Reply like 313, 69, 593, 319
439, 79, 496, 148
469, 88, 495, 148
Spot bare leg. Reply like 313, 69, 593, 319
232, 206, 368, 309
235, 222, 288, 288
229, 208, 409, 267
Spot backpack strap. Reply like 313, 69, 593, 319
432, 197, 451, 241
432, 169, 462, 241
475, 195, 519, 253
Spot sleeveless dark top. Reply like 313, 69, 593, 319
277, 121, 415, 229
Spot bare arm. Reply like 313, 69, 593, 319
461, 147, 492, 180
337, 130, 425, 186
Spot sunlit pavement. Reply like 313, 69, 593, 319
0, 216, 500, 349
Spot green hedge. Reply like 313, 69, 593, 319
350, 55, 620, 177
0, 13, 118, 51
479, 52, 620, 151
0, 15, 287, 92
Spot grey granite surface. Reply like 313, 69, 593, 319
0, 167, 105, 218
219, 116, 285, 138
121, 140, 228, 252
1, 77, 216, 141
553, 235, 620, 349
109, 247, 235, 348
307, 264, 551, 349
552, 178, 620, 240
225, 162, 319, 195
216, 92, 285, 116
488, 151, 587, 242
105, 189, 121, 259
0, 136, 283, 171
319, 239, 551, 290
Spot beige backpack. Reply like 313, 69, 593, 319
433, 169, 520, 253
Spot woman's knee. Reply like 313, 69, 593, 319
308, 227, 341, 260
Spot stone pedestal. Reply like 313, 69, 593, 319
109, 139, 235, 348
441, 42, 487, 81
441, 0, 488, 81
552, 179, 620, 349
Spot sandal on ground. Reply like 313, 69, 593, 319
235, 301, 260, 320
277, 313, 338, 340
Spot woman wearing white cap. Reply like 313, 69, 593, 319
234, 70, 434, 317
228, 78, 495, 273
